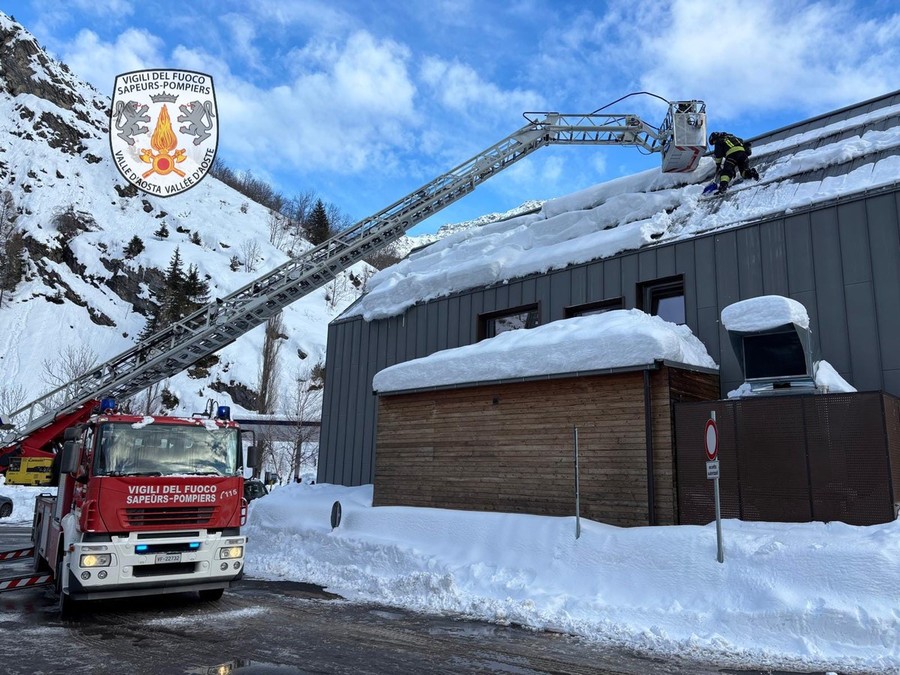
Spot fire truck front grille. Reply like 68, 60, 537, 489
124, 507, 216, 527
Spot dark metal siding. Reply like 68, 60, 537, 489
319, 187, 900, 486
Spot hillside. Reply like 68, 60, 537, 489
0, 13, 371, 423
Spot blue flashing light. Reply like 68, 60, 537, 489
216, 405, 231, 420
188, 542, 200, 550
135, 544, 149, 553
100, 397, 116, 413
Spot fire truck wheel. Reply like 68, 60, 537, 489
0, 503, 11, 518
198, 588, 224, 601
58, 587, 75, 618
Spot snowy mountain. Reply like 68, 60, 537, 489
0, 13, 371, 421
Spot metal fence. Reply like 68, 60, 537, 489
674, 392, 899, 526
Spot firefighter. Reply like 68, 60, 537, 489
708, 132, 759, 193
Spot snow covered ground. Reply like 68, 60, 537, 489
2, 477, 896, 674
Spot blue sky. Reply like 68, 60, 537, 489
8, 0, 900, 234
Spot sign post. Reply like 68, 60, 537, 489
705, 412, 724, 563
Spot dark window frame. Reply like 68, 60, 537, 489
477, 303, 540, 341
637, 275, 686, 325
564, 297, 625, 319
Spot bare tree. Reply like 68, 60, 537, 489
324, 270, 362, 310
0, 383, 28, 425
287, 191, 315, 254
39, 345, 99, 411
254, 312, 284, 476
267, 210, 288, 251
240, 239, 262, 273
282, 363, 324, 480
132, 381, 163, 416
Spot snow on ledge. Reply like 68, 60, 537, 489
373, 309, 718, 393
721, 295, 810, 332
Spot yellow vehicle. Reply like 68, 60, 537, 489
5, 456, 53, 486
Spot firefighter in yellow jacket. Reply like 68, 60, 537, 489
708, 132, 759, 193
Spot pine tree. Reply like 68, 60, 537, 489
190, 231, 202, 246
305, 199, 332, 245
154, 223, 169, 239
124, 235, 145, 259
160, 247, 186, 324
183, 263, 210, 313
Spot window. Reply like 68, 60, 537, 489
638, 276, 685, 325
565, 297, 624, 318
478, 303, 539, 340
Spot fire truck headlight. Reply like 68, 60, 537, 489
80, 553, 112, 568
218, 546, 243, 560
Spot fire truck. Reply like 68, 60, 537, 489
0, 99, 706, 612
1, 397, 254, 614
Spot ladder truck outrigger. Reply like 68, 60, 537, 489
0, 100, 706, 613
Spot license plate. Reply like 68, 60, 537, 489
155, 553, 182, 564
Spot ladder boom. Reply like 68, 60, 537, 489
2, 101, 706, 448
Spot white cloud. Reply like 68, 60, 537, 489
70, 0, 134, 17
632, 0, 900, 121
419, 56, 543, 117
58, 28, 165, 96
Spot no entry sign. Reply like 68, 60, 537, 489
704, 418, 718, 461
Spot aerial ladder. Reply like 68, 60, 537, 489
0, 100, 706, 475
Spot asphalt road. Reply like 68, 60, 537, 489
0, 523, 830, 675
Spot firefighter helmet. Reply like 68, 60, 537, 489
708, 132, 723, 145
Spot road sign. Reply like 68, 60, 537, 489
706, 460, 720, 479
704, 418, 718, 461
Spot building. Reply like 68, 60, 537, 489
318, 89, 900, 488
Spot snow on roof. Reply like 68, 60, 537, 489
721, 295, 811, 332
373, 309, 717, 393
346, 103, 900, 323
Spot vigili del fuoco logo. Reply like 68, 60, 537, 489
110, 69, 218, 197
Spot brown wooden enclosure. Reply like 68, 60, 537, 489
374, 363, 719, 527
675, 392, 900, 526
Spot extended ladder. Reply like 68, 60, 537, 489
1, 102, 706, 447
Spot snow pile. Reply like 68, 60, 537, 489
373, 310, 717, 393
721, 295, 811, 331
242, 483, 900, 674
0, 478, 53, 524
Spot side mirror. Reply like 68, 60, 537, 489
245, 445, 258, 470
63, 427, 79, 442
60, 440, 81, 474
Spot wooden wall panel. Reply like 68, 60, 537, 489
374, 366, 719, 527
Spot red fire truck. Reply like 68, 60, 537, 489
3, 397, 254, 614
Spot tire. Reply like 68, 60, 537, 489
56, 552, 76, 618
0, 503, 11, 518
198, 588, 225, 602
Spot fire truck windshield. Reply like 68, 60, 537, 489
94, 423, 240, 477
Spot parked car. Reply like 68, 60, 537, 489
0, 495, 12, 518
244, 478, 268, 502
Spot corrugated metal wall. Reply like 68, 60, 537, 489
319, 187, 900, 485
